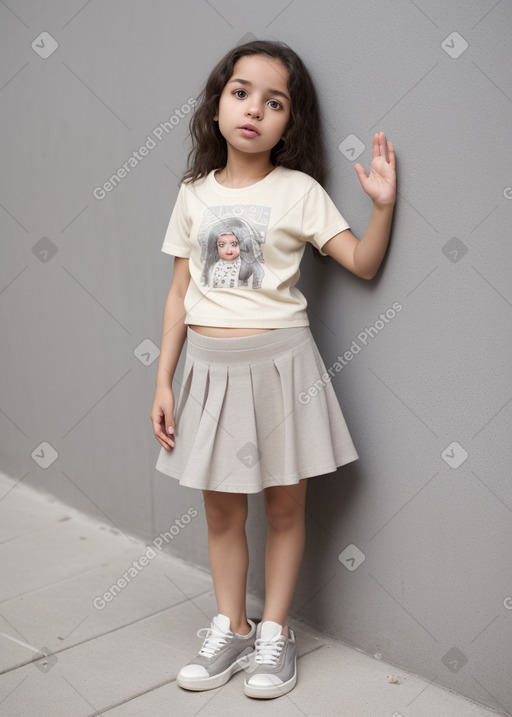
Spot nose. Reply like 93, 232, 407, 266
245, 97, 263, 119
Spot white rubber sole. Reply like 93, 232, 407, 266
243, 660, 297, 699
177, 657, 246, 691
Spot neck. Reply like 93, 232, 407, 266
215, 148, 275, 188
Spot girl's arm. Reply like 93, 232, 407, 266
322, 132, 396, 280
155, 257, 191, 387
151, 257, 190, 450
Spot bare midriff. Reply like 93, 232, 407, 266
189, 325, 276, 337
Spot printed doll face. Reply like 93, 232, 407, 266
214, 54, 291, 156
217, 234, 240, 261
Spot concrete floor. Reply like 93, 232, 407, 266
0, 471, 503, 717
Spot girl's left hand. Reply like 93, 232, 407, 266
354, 132, 396, 207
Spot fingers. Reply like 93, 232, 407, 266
353, 162, 368, 187
372, 132, 379, 160
157, 431, 174, 450
387, 140, 396, 170
382, 136, 389, 162
372, 132, 395, 165
151, 413, 175, 450
166, 423, 175, 449
377, 132, 388, 162
357, 133, 396, 194
162, 416, 174, 449
158, 423, 174, 450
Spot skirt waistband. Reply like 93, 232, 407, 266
186, 325, 312, 364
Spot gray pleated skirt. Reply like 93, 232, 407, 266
155, 325, 359, 493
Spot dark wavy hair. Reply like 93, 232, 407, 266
182, 39, 330, 263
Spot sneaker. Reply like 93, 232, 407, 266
177, 613, 256, 691
243, 620, 297, 699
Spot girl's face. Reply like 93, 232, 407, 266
214, 54, 291, 158
217, 234, 240, 261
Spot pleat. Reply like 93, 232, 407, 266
273, 345, 353, 478
272, 352, 299, 479
173, 353, 194, 431
180, 362, 228, 485
308, 337, 358, 465
209, 364, 260, 485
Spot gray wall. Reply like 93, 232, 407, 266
2, 1, 511, 713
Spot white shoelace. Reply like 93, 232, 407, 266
196, 626, 230, 659
254, 636, 286, 665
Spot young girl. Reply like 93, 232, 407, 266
150, 39, 396, 700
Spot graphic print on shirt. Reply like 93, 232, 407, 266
198, 204, 271, 289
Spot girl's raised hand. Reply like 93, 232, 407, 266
354, 132, 396, 207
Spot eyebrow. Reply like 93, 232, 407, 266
228, 78, 290, 101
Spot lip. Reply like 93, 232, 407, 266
239, 124, 260, 135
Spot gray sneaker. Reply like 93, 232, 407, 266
243, 620, 297, 699
177, 613, 256, 691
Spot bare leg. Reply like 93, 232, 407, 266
202, 489, 251, 635
262, 479, 308, 637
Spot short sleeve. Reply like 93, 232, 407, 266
161, 182, 191, 258
301, 179, 350, 256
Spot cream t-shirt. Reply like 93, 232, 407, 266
161, 165, 350, 328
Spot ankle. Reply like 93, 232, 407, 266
261, 619, 289, 637
231, 620, 252, 635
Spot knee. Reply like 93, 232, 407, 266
205, 498, 248, 534
264, 500, 303, 532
